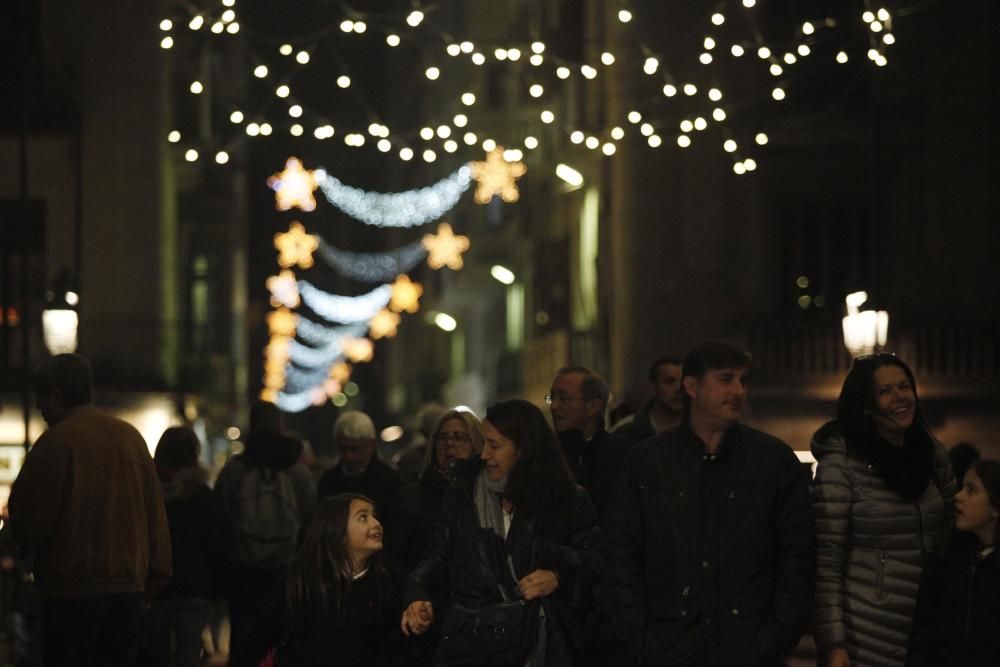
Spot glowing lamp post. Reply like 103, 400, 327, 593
841, 291, 889, 358
42, 290, 79, 355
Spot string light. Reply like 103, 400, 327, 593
316, 166, 472, 228
268, 158, 318, 212
299, 282, 393, 324
469, 147, 526, 204
422, 223, 471, 270
316, 238, 427, 283
274, 221, 319, 269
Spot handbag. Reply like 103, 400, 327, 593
439, 553, 540, 664
439, 598, 538, 665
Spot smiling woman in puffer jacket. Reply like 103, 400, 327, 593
811, 353, 956, 667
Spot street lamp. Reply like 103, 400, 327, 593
841, 290, 888, 358
42, 289, 79, 355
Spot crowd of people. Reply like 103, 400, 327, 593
4, 344, 999, 666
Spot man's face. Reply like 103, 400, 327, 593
683, 366, 749, 429
548, 372, 601, 434
337, 436, 376, 476
653, 363, 683, 414
36, 390, 68, 427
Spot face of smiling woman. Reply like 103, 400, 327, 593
871, 365, 916, 435
345, 499, 383, 571
480, 419, 521, 482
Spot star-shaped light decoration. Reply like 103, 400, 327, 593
260, 388, 278, 403
422, 222, 471, 270
266, 308, 299, 337
329, 361, 352, 384
274, 221, 319, 269
342, 336, 375, 363
263, 367, 286, 390
265, 335, 292, 366
267, 157, 319, 212
469, 147, 527, 204
323, 378, 343, 399
266, 270, 300, 308
368, 308, 401, 340
389, 274, 423, 314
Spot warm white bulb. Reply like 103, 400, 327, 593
260, 123, 272, 136
525, 136, 538, 149
190, 81, 203, 94
699, 53, 713, 65
708, 88, 722, 101
184, 149, 198, 162
772, 87, 786, 101
289, 105, 302, 118
611, 127, 625, 140
570, 131, 584, 144
221, 9, 235, 23
755, 132, 769, 145
377, 139, 391, 152
215, 151, 229, 164
407, 10, 424, 27
436, 125, 451, 139
758, 46, 771, 59
784, 52, 797, 64
482, 139, 496, 152
724, 139, 737, 153
704, 37, 716, 50
640, 123, 654, 137
189, 15, 204, 30
585, 136, 600, 150
798, 44, 811, 57
581, 65, 597, 79
877, 8, 891, 21
472, 53, 486, 66
453, 114, 468, 127
337, 76, 351, 88
531, 42, 545, 54
246, 123, 260, 136
618, 9, 633, 23
734, 162, 747, 175
694, 117, 707, 131
836, 51, 849, 64
530, 54, 544, 66
680, 120, 694, 133
444, 140, 458, 153
279, 44, 293, 56
627, 111, 642, 123
494, 48, 508, 61
862, 11, 876, 23
643, 57, 659, 74
504, 148, 523, 161
276, 85, 290, 98
508, 48, 521, 61
742, 0, 756, 7
677, 135, 692, 148
663, 84, 677, 97
254, 65, 268, 78
744, 158, 757, 171
425, 67, 440, 80
802, 21, 815, 35
683, 83, 697, 96
447, 44, 461, 56
160, 36, 174, 49
400, 147, 414, 161
648, 135, 662, 147
713, 108, 726, 122
230, 111, 244, 123
353, 21, 366, 34
211, 22, 223, 34
460, 41, 474, 53
420, 127, 434, 141
557, 66, 571, 79
540, 110, 555, 124
296, 51, 310, 64
168, 130, 181, 143
712, 13, 725, 25
463, 132, 477, 146
160, 19, 173, 31
340, 20, 355, 33
601, 52, 615, 65
602, 143, 617, 156
529, 84, 544, 98
770, 64, 783, 76
731, 44, 745, 57
386, 34, 400, 47
290, 124, 303, 136
462, 92, 476, 106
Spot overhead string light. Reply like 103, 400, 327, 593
315, 166, 471, 227
315, 238, 428, 283
298, 282, 392, 324
295, 319, 369, 349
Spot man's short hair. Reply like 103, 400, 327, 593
33, 353, 93, 408
556, 366, 610, 409
334, 410, 376, 441
681, 340, 752, 381
648, 355, 683, 382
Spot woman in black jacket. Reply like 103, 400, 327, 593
400, 399, 601, 666
142, 426, 223, 667
907, 459, 1000, 666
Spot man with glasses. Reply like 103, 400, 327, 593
547, 366, 634, 523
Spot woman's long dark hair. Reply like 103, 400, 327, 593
486, 399, 577, 526
832, 353, 937, 501
284, 493, 388, 630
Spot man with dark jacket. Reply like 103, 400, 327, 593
317, 410, 402, 514
604, 340, 815, 666
8, 353, 172, 666
613, 355, 684, 441
547, 366, 634, 524
215, 400, 316, 666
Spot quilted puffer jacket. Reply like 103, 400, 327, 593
811, 423, 955, 667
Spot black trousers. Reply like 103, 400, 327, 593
42, 592, 144, 667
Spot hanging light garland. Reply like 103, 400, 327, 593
316, 238, 427, 283
298, 282, 393, 324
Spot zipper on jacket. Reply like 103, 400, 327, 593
876, 551, 887, 599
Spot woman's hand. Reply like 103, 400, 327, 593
401, 600, 434, 636
825, 647, 850, 667
518, 569, 559, 600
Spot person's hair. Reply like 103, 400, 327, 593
969, 459, 1000, 546
680, 341, 751, 413
833, 353, 927, 431
415, 402, 445, 439
334, 410, 376, 441
556, 366, 610, 409
486, 399, 577, 526
250, 400, 284, 434
153, 426, 200, 481
33, 353, 93, 408
648, 355, 682, 382
284, 494, 389, 630
421, 408, 484, 475
949, 442, 981, 485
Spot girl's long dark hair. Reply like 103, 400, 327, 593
284, 493, 388, 630
486, 399, 577, 526
834, 353, 928, 433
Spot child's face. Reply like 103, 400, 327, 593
955, 469, 999, 542
345, 499, 383, 567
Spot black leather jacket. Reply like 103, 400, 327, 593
604, 423, 815, 666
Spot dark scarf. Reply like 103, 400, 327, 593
843, 419, 936, 502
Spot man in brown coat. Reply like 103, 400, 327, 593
9, 353, 172, 666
